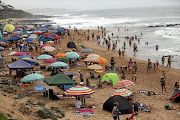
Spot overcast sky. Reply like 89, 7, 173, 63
3, 0, 180, 10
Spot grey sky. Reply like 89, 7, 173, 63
3, 0, 180, 10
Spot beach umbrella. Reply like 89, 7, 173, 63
25, 38, 35, 42
3, 24, 15, 33
23, 59, 39, 66
87, 54, 100, 59
55, 29, 65, 33
97, 57, 107, 64
22, 34, 29, 38
22, 57, 33, 60
54, 36, 61, 39
64, 86, 95, 96
46, 41, 54, 44
40, 28, 47, 31
88, 64, 102, 70
43, 46, 55, 49
43, 25, 52, 28
114, 80, 134, 89
40, 44, 52, 48
35, 31, 41, 34
8, 35, 22, 41
19, 55, 31, 59
57, 57, 69, 63
0, 47, 4, 51
44, 58, 57, 63
21, 74, 45, 82
37, 54, 53, 60
49, 62, 68, 68
39, 36, 54, 42
80, 49, 94, 53
14, 52, 28, 56
83, 58, 99, 63
0, 39, 9, 43
29, 34, 37, 39
112, 89, 133, 97
28, 28, 36, 31
14, 25, 20, 28
65, 52, 80, 59
8, 51, 17, 56
55, 53, 67, 58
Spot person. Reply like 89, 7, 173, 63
97, 79, 102, 88
122, 50, 124, 57
162, 56, 165, 66
110, 57, 116, 69
112, 102, 119, 120
132, 70, 137, 82
147, 59, 152, 72
155, 44, 159, 51
167, 56, 171, 68
86, 79, 90, 87
156, 60, 159, 70
133, 61, 137, 72
174, 82, 179, 90
121, 74, 126, 80
160, 76, 166, 93
128, 59, 133, 72
75, 97, 82, 109
107, 42, 111, 51
154, 63, 156, 72
118, 49, 121, 57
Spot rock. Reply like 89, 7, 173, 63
65, 119, 70, 120
51, 107, 65, 117
14, 97, 20, 99
19, 109, 25, 113
30, 116, 39, 120
1, 93, 6, 96
3, 88, 8, 92
37, 109, 49, 119
7, 117, 19, 120
26, 107, 29, 110
9, 88, 14, 90
37, 101, 45, 106
58, 113, 63, 118
49, 113, 58, 119
43, 108, 51, 113
26, 103, 30, 106
18, 94, 24, 98
52, 118, 58, 120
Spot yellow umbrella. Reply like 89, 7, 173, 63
3, 24, 15, 33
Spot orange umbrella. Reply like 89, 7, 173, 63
55, 53, 67, 57
97, 57, 107, 64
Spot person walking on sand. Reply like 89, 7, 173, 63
156, 60, 159, 70
166, 56, 171, 68
107, 42, 111, 51
160, 76, 166, 93
147, 59, 152, 72
112, 102, 119, 120
118, 49, 121, 57
162, 56, 165, 66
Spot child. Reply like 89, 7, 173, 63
132, 70, 137, 82
154, 63, 156, 72
156, 60, 159, 70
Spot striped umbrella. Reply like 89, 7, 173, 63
88, 64, 102, 70
112, 89, 133, 97
114, 80, 134, 89
65, 52, 80, 59
64, 86, 95, 96
49, 62, 68, 68
21, 74, 45, 82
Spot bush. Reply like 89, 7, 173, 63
0, 113, 9, 120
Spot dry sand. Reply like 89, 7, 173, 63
0, 27, 180, 120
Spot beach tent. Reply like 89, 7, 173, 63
44, 73, 77, 86
170, 89, 180, 102
103, 96, 132, 114
101, 73, 120, 86
67, 42, 76, 49
7, 60, 33, 70
3, 24, 15, 33
23, 59, 39, 66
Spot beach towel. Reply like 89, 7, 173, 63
79, 109, 94, 113
75, 113, 95, 116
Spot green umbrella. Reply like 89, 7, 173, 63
49, 62, 68, 68
57, 57, 69, 63
21, 74, 45, 82
65, 52, 80, 59
44, 73, 77, 86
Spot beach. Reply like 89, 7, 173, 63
0, 20, 180, 120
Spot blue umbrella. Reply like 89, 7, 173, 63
25, 38, 35, 42
49, 62, 68, 68
40, 28, 47, 31
23, 59, 39, 66
8, 35, 22, 41
43, 25, 52, 28
39, 37, 54, 42
19, 55, 31, 59
37, 54, 53, 60
0, 39, 9, 43
55, 29, 65, 33
28, 28, 36, 31
21, 74, 45, 82
47, 35, 56, 38
65, 52, 80, 59
39, 35, 45, 41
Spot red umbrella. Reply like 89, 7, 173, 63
40, 44, 52, 48
54, 36, 61, 39
15, 26, 20, 28
35, 32, 41, 34
14, 52, 28, 56
44, 58, 57, 63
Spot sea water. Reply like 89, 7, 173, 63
28, 6, 180, 69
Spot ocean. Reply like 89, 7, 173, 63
28, 6, 180, 69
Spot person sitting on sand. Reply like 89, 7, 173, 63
174, 82, 179, 90
121, 74, 126, 80
86, 79, 90, 87
147, 59, 152, 72
75, 97, 82, 110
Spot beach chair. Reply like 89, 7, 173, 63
143, 104, 151, 112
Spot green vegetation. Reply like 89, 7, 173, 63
0, 113, 9, 120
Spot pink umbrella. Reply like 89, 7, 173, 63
14, 52, 28, 56
40, 44, 52, 48
44, 58, 57, 63
54, 36, 61, 39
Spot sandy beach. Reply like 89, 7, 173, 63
0, 20, 180, 120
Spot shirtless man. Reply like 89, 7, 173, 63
147, 59, 152, 72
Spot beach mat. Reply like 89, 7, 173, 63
79, 109, 94, 113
